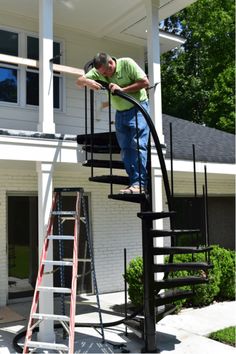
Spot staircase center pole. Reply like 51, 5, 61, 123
141, 200, 157, 353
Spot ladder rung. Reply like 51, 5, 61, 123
38, 286, 71, 294
43, 260, 73, 266
27, 340, 68, 351
48, 235, 74, 240
52, 211, 77, 216
32, 313, 70, 321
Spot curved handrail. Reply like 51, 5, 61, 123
95, 80, 172, 211
116, 90, 172, 209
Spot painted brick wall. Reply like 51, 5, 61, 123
0, 163, 142, 305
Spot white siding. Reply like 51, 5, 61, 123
0, 11, 145, 134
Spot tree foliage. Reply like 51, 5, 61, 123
160, 0, 235, 133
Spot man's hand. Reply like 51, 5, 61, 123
76, 76, 102, 91
109, 83, 122, 93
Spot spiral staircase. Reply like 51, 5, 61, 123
77, 83, 212, 352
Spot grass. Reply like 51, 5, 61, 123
209, 326, 236, 347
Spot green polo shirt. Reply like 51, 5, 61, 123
85, 57, 148, 111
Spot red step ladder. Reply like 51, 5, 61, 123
23, 188, 83, 353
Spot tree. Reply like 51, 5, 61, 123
160, 0, 235, 133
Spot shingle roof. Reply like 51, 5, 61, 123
163, 114, 235, 164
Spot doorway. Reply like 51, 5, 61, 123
8, 196, 38, 299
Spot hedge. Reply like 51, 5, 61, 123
124, 245, 235, 309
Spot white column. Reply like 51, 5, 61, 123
145, 0, 164, 142
145, 0, 164, 277
36, 162, 55, 342
38, 0, 55, 133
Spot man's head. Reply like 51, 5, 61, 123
93, 52, 116, 77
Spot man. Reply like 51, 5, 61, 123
76, 53, 150, 194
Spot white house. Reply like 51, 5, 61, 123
0, 1, 234, 341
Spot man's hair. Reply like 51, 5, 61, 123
93, 53, 112, 69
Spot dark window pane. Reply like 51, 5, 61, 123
27, 72, 60, 108
27, 37, 39, 60
53, 42, 61, 64
26, 72, 39, 106
53, 76, 60, 109
27, 37, 61, 63
0, 67, 17, 103
0, 30, 18, 56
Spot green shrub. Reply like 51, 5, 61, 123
124, 256, 143, 307
210, 246, 235, 300
125, 245, 235, 309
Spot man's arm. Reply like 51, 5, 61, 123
109, 77, 149, 94
76, 75, 103, 91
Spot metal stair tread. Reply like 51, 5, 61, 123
77, 131, 118, 145
153, 262, 212, 272
155, 276, 208, 288
82, 145, 120, 154
137, 211, 176, 220
108, 193, 147, 203
89, 175, 129, 185
32, 313, 70, 321
155, 289, 193, 306
83, 159, 124, 169
150, 228, 200, 237
125, 318, 144, 338
152, 246, 212, 255
27, 340, 68, 350
156, 304, 176, 321
38, 286, 71, 293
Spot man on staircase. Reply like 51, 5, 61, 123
76, 52, 150, 194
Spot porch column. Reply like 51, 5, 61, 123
38, 0, 55, 133
145, 0, 164, 259
36, 162, 55, 342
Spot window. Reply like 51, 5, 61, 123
0, 28, 63, 109
0, 29, 19, 103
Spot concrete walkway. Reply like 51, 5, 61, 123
0, 292, 235, 353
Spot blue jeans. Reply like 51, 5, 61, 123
115, 101, 150, 187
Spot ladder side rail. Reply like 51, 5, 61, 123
68, 192, 80, 354
23, 191, 59, 353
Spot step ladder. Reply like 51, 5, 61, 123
23, 187, 104, 353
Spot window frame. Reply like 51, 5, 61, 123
0, 27, 20, 106
0, 26, 64, 111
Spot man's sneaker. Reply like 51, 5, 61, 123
119, 185, 146, 194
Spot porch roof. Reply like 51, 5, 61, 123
1, 0, 196, 49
